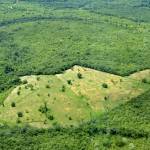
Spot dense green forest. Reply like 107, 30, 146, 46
0, 0, 150, 96
1, 91, 150, 149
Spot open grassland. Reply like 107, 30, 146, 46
130, 69, 150, 83
0, 66, 149, 127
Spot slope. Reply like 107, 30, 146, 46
0, 66, 149, 127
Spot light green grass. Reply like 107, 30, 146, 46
129, 69, 150, 83
0, 66, 149, 127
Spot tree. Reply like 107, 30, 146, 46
67, 80, 72, 85
37, 77, 40, 81
62, 85, 66, 92
28, 84, 34, 90
102, 83, 108, 88
22, 79, 28, 84
69, 117, 72, 120
17, 90, 20, 95
17, 112, 23, 117
48, 115, 54, 120
45, 84, 50, 88
142, 78, 147, 83
4, 66, 14, 74
11, 102, 16, 107
77, 72, 83, 79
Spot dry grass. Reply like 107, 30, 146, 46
0, 66, 149, 127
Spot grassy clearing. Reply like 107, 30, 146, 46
0, 66, 149, 127
129, 69, 150, 84
57, 66, 149, 112
0, 74, 94, 127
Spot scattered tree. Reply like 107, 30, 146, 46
17, 112, 23, 117
17, 90, 20, 95
62, 85, 66, 92
45, 84, 50, 88
11, 102, 16, 107
142, 78, 147, 83
22, 79, 28, 84
28, 84, 34, 90
67, 80, 72, 85
102, 83, 108, 88
48, 115, 54, 120
77, 72, 83, 79
69, 117, 72, 120
16, 117, 21, 123
37, 77, 40, 81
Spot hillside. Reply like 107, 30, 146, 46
1, 91, 150, 150
0, 0, 150, 149
0, 66, 149, 127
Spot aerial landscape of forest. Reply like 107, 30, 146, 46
0, 0, 150, 149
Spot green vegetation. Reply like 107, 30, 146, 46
11, 102, 16, 107
0, 66, 149, 127
0, 0, 149, 98
0, 0, 150, 149
1, 91, 150, 149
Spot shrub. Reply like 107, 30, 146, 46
38, 106, 47, 114
17, 90, 20, 95
28, 84, 34, 90
45, 84, 50, 88
69, 117, 72, 120
22, 79, 28, 84
142, 78, 147, 83
67, 80, 72, 85
62, 85, 65, 92
16, 118, 21, 123
17, 112, 23, 117
11, 102, 16, 107
25, 85, 28, 89
104, 96, 108, 100
37, 77, 40, 81
77, 72, 83, 79
48, 115, 54, 120
102, 83, 108, 88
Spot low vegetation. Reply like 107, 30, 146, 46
1, 90, 150, 150
0, 66, 149, 127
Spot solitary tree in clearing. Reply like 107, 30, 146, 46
77, 72, 83, 79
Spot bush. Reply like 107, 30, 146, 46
25, 85, 28, 89
16, 118, 21, 123
142, 78, 147, 83
17, 112, 23, 117
48, 115, 54, 120
62, 85, 65, 92
22, 79, 28, 84
67, 80, 72, 85
69, 117, 72, 120
102, 83, 108, 88
11, 102, 16, 107
37, 77, 40, 81
17, 91, 20, 95
104, 96, 108, 100
28, 84, 34, 90
77, 72, 83, 79
45, 84, 50, 88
